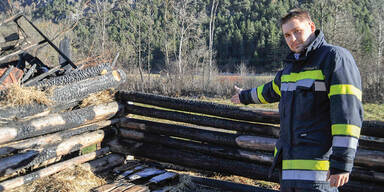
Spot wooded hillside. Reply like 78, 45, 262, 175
1, 0, 383, 102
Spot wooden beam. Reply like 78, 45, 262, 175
117, 91, 280, 124
118, 129, 273, 165
0, 130, 106, 177
120, 119, 384, 170
0, 147, 110, 191
0, 102, 123, 145
112, 141, 384, 191
123, 104, 280, 137
120, 119, 274, 151
28, 63, 112, 88
81, 154, 125, 173
0, 118, 119, 157
0, 69, 126, 120
118, 92, 384, 138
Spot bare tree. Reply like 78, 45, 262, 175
173, 0, 202, 77
208, 0, 219, 80
372, 0, 384, 71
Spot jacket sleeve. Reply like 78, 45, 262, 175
327, 48, 364, 174
239, 71, 282, 105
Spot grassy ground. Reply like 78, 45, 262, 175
199, 97, 383, 121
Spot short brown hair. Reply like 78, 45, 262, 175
280, 8, 312, 26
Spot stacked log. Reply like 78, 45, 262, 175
114, 91, 384, 192
0, 64, 128, 191
0, 66, 125, 120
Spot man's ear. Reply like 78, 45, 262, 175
310, 21, 316, 32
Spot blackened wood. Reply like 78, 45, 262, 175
0, 69, 125, 120
81, 153, 125, 173
355, 149, 384, 171
0, 101, 79, 120
111, 141, 280, 182
124, 104, 280, 137
120, 119, 384, 170
361, 121, 384, 138
114, 141, 384, 190
118, 92, 384, 138
21, 15, 77, 69
358, 138, 384, 152
0, 147, 110, 191
0, 130, 105, 176
120, 119, 275, 151
20, 64, 36, 83
23, 65, 61, 86
118, 91, 280, 124
119, 129, 273, 165
112, 161, 141, 174
28, 63, 112, 88
0, 118, 119, 157
49, 69, 125, 105
0, 150, 38, 176
0, 102, 122, 144
0, 65, 14, 85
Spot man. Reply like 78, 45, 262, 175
231, 8, 363, 192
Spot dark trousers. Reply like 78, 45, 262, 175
279, 171, 338, 192
280, 186, 338, 192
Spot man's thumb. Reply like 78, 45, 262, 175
234, 85, 242, 93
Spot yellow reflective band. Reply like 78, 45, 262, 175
274, 147, 277, 157
281, 70, 325, 82
257, 85, 268, 104
331, 124, 361, 138
282, 160, 329, 171
328, 84, 362, 101
272, 80, 281, 97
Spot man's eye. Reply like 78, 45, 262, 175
295, 30, 301, 34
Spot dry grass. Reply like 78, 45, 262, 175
0, 83, 52, 107
8, 166, 106, 192
163, 174, 218, 192
169, 170, 279, 191
80, 89, 115, 108
211, 173, 280, 190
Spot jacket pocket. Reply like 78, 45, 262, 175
269, 141, 282, 178
294, 79, 315, 121
293, 130, 322, 145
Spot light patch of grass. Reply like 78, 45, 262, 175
81, 144, 97, 155
80, 90, 115, 108
9, 165, 106, 192
363, 103, 384, 121
0, 83, 52, 107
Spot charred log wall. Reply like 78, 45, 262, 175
115, 91, 384, 192
0, 66, 128, 191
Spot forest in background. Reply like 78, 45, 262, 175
0, 0, 383, 103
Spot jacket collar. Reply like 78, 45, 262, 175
284, 30, 325, 63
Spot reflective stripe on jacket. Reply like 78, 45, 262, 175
239, 30, 363, 188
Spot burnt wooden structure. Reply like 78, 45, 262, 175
1, 74, 384, 191
112, 91, 384, 192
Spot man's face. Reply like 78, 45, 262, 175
282, 18, 316, 53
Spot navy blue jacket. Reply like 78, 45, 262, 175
239, 30, 363, 188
